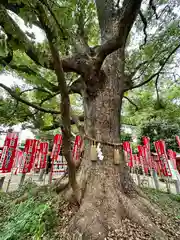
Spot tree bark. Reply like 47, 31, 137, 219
60, 13, 174, 238
63, 50, 170, 239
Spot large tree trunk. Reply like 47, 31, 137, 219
63, 52, 172, 239
60, 9, 176, 240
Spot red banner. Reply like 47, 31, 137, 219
39, 142, 49, 169
19, 139, 38, 173
143, 136, 153, 169
176, 136, 180, 149
72, 135, 82, 161
33, 141, 49, 170
154, 140, 172, 177
51, 134, 62, 161
0, 132, 19, 173
168, 149, 177, 170
123, 141, 133, 167
34, 141, 41, 170
13, 149, 24, 174
138, 145, 149, 174
132, 154, 140, 167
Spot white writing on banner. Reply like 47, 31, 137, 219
4, 148, 13, 168
0, 146, 7, 168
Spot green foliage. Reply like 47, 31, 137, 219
0, 182, 57, 240
0, 96, 32, 127
0, 0, 179, 137
121, 131, 132, 142
122, 75, 180, 147
144, 188, 180, 219
169, 194, 180, 203
0, 199, 55, 240
140, 119, 180, 152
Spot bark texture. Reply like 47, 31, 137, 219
59, 6, 177, 238
53, 2, 176, 237
64, 59, 169, 239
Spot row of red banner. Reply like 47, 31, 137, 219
0, 133, 179, 177
123, 136, 179, 177
0, 134, 83, 174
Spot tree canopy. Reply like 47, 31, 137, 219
0, 0, 179, 136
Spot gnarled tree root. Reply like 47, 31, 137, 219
58, 164, 179, 240
65, 191, 169, 240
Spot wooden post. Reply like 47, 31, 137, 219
19, 173, 26, 187
43, 171, 47, 185
166, 177, 171, 193
6, 171, 14, 192
49, 164, 53, 184
152, 169, 159, 190
175, 179, 180, 194
38, 169, 45, 181
137, 173, 141, 186
0, 176, 5, 190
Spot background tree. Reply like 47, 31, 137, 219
140, 119, 180, 152
122, 77, 180, 126
0, 0, 180, 239
0, 93, 32, 127
122, 75, 180, 151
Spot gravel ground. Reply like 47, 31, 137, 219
0, 172, 178, 194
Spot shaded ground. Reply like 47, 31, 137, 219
1, 182, 180, 240
144, 188, 180, 221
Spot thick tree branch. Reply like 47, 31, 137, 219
139, 10, 148, 46
0, 83, 60, 114
132, 43, 180, 89
9, 64, 36, 75
95, 0, 115, 33
68, 77, 84, 95
0, 4, 53, 69
95, 0, 143, 69
123, 96, 138, 111
0, 5, 87, 74
9, 63, 59, 92
37, 2, 80, 202
0, 0, 42, 28
41, 115, 84, 131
